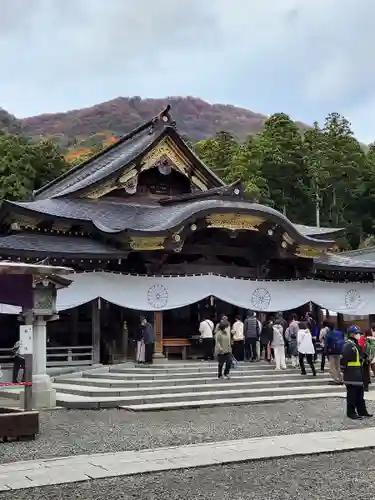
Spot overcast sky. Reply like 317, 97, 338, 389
0, 0, 374, 142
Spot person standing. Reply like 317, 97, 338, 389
297, 321, 316, 376
324, 322, 345, 384
305, 312, 318, 361
12, 340, 25, 383
140, 316, 155, 365
244, 310, 260, 361
215, 318, 232, 379
135, 329, 145, 364
199, 315, 215, 361
260, 318, 274, 362
272, 319, 286, 370
286, 314, 299, 368
319, 320, 330, 372
231, 315, 244, 361
341, 325, 372, 419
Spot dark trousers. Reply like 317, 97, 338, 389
218, 353, 231, 378
12, 356, 25, 383
321, 352, 326, 372
202, 338, 214, 360
260, 343, 270, 361
232, 340, 244, 361
245, 338, 257, 361
312, 338, 317, 362
346, 384, 368, 417
145, 343, 154, 364
299, 353, 316, 375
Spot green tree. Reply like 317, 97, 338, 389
303, 122, 331, 227
227, 135, 270, 201
194, 131, 238, 178
256, 113, 309, 221
321, 113, 367, 246
0, 132, 68, 200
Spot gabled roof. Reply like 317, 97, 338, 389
34, 106, 224, 200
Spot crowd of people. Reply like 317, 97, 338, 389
199, 310, 320, 376
199, 311, 375, 419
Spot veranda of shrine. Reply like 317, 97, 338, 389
1, 105, 375, 372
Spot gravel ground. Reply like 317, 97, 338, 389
2, 449, 375, 500
1, 398, 375, 464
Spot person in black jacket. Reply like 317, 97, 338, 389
341, 325, 372, 420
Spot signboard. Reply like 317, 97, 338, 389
19, 325, 33, 355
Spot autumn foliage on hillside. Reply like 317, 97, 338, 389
20, 96, 270, 146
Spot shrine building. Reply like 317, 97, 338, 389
0, 105, 375, 363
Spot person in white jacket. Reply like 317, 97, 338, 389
231, 315, 245, 361
297, 321, 317, 376
272, 319, 286, 370
199, 315, 215, 360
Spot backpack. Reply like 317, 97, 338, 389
328, 329, 345, 354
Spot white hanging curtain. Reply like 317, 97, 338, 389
52, 272, 375, 315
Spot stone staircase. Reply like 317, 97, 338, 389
47, 361, 349, 410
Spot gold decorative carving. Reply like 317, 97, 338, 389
191, 175, 208, 191
142, 138, 188, 176
205, 213, 264, 231
84, 178, 118, 199
129, 236, 165, 251
16, 215, 38, 230
282, 232, 294, 245
118, 169, 138, 186
295, 245, 324, 258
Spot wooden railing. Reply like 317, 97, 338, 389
0, 346, 94, 368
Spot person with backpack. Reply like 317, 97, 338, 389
244, 310, 260, 361
324, 322, 345, 384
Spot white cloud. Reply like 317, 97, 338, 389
0, 0, 374, 140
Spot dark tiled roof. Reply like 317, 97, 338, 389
3, 197, 334, 247
314, 249, 375, 272
0, 233, 127, 258
293, 224, 344, 238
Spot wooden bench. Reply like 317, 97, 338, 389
163, 338, 191, 360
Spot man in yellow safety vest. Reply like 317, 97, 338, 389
341, 325, 373, 420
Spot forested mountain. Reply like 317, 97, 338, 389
18, 96, 304, 146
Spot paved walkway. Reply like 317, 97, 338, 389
1, 427, 375, 491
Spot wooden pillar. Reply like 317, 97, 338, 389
154, 311, 164, 357
92, 298, 101, 364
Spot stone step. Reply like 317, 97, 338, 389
56, 372, 331, 388
53, 383, 345, 406
120, 391, 345, 412
110, 362, 287, 374
53, 377, 333, 398
87, 367, 306, 381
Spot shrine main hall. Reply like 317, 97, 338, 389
0, 105, 375, 362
